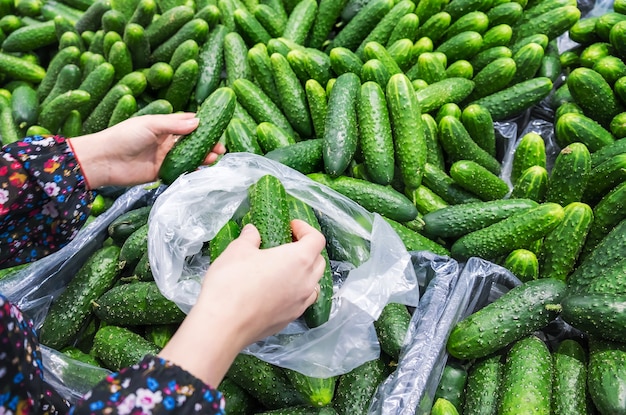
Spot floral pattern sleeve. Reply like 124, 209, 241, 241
70, 357, 226, 415
0, 135, 95, 268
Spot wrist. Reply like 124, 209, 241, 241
67, 134, 110, 189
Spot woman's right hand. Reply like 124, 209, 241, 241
157, 220, 327, 387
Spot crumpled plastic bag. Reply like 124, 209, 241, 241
148, 152, 421, 378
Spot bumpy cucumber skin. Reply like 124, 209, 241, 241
510, 165, 549, 202
387, 73, 428, 190
373, 302, 411, 361
416, 77, 475, 115
581, 181, 626, 259
449, 160, 509, 201
384, 217, 450, 256
322, 72, 360, 177
434, 362, 468, 412
555, 112, 616, 153
119, 222, 149, 268
93, 281, 186, 325
446, 278, 567, 360
567, 66, 624, 129
463, 354, 503, 415
422, 198, 538, 239
195, 24, 228, 105
498, 336, 553, 415
39, 246, 122, 350
265, 139, 323, 175
422, 163, 482, 205
159, 87, 236, 185
552, 339, 590, 415
544, 142, 591, 207
587, 338, 626, 415
450, 202, 564, 261
560, 293, 626, 343
511, 132, 546, 185
248, 174, 292, 250
92, 325, 161, 372
283, 368, 336, 408
333, 357, 388, 415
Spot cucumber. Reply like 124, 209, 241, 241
373, 302, 411, 360
357, 81, 395, 186
0, 96, 20, 145
132, 99, 173, 117
102, 9, 127, 34
82, 84, 133, 134
169, 39, 198, 71
561, 293, 626, 345
437, 115, 501, 175
434, 30, 483, 64
450, 202, 565, 261
415, 76, 476, 114
149, 18, 209, 64
308, 173, 418, 222
40, 63, 82, 110
233, 7, 271, 47
468, 77, 553, 121
485, 2, 522, 27
444, 11, 489, 40
76, 0, 113, 33
248, 174, 292, 249
37, 45, 82, 103
107, 93, 137, 126
388, 39, 416, 73
123, 23, 150, 70
93, 281, 186, 325
248, 43, 280, 105
38, 89, 91, 133
163, 58, 198, 112
223, 31, 251, 87
387, 73, 427, 190
331, 0, 394, 51
159, 87, 236, 185
591, 137, 626, 168
119, 222, 148, 269
544, 142, 591, 207
332, 357, 389, 415
593, 55, 626, 87
611, 112, 626, 138
387, 12, 420, 47
587, 338, 626, 415
254, 4, 286, 38
468, 57, 517, 101
256, 121, 296, 152
129, 0, 157, 27
446, 278, 567, 360
406, 183, 448, 215
422, 162, 483, 205
509, 41, 544, 85
271, 52, 313, 138
503, 248, 539, 282
305, 79, 327, 139
498, 336, 552, 415
463, 354, 503, 415
322, 72, 360, 177
510, 165, 548, 202
264, 139, 323, 175
383, 217, 450, 255
363, 41, 403, 76
195, 24, 228, 104
307, 0, 350, 49
539, 202, 593, 282
361, 58, 391, 86
10, 83, 38, 130
552, 339, 590, 415
39, 246, 122, 350
92, 325, 160, 371
480, 24, 513, 50
460, 103, 496, 158
421, 114, 446, 170
329, 47, 364, 79
227, 355, 305, 409
510, 132, 546, 185
219, 378, 261, 414
449, 160, 509, 201
583, 153, 626, 205
511, 5, 580, 43
434, 362, 468, 412
470, 45, 513, 73
145, 5, 194, 48
1, 19, 57, 53
418, 11, 451, 44
567, 67, 624, 130
422, 198, 537, 239
208, 220, 241, 263
225, 117, 262, 154
555, 112, 616, 154
282, 0, 317, 45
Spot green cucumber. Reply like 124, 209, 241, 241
498, 335, 553, 415
411, 51, 447, 85
468, 57, 517, 101
149, 18, 209, 64
233, 7, 271, 47
329, 47, 364, 79
169, 39, 198, 71
387, 72, 427, 190
446, 278, 567, 360
1, 19, 57, 53
93, 281, 186, 325
582, 153, 626, 205
264, 139, 323, 175
387, 12, 420, 47
434, 30, 483, 64
551, 339, 590, 415
82, 83, 133, 134
92, 325, 160, 371
463, 354, 503, 415
509, 41, 544, 85
38, 89, 91, 133
209, 219, 241, 262
480, 23, 513, 50
444, 11, 489, 40
460, 103, 496, 158
450, 202, 564, 261
587, 338, 626, 415
123, 23, 150, 70
254, 4, 286, 38
544, 142, 591, 206
248, 42, 280, 105
37, 45, 82, 103
361, 58, 391, 86
555, 112, 616, 153
305, 79, 327, 139
39, 246, 122, 350
434, 362, 468, 412
421, 113, 445, 171
283, 368, 336, 408
307, 0, 350, 49
159, 87, 236, 185
223, 31, 251, 87
450, 159, 509, 201
0, 96, 19, 145
405, 185, 448, 215
332, 357, 389, 415
256, 122, 296, 153
567, 67, 623, 130
107, 206, 152, 244
591, 137, 626, 168
225, 117, 262, 154
510, 132, 546, 185
373, 302, 411, 360
418, 11, 451, 44
163, 58, 198, 112
510, 165, 548, 202
119, 222, 148, 269
503, 248, 539, 282
195, 24, 228, 105
107, 93, 137, 127
10, 84, 38, 130
383, 217, 450, 255
282, 0, 317, 45
248, 174, 292, 249
421, 162, 482, 205
510, 5, 580, 43
561, 293, 626, 345
330, 0, 394, 52
470, 45, 513, 73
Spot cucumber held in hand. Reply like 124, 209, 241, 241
158, 87, 236, 185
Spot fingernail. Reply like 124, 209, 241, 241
241, 223, 254, 234
187, 117, 200, 126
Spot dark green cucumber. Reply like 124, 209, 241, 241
434, 362, 468, 412
159, 87, 236, 185
93, 281, 185, 325
418, 11, 451, 44
39, 246, 122, 350
539, 202, 593, 282
330, 0, 394, 52
226, 353, 305, 409
383, 217, 450, 256
82, 84, 133, 134
163, 58, 198, 112
510, 132, 547, 185
357, 81, 395, 186
119, 222, 148, 269
415, 77, 475, 114
463, 354, 503, 415
544, 142, 591, 206
421, 114, 446, 171
361, 58, 391, 86
332, 357, 389, 415
256, 122, 296, 153
510, 165, 548, 202
551, 339, 590, 415
209, 220, 241, 262
469, 57, 517, 101
248, 174, 292, 249
498, 335, 553, 415
264, 139, 323, 175
305, 79, 327, 139
387, 12, 420, 47
583, 153, 626, 205
461, 103, 496, 158
107, 206, 152, 245
587, 338, 626, 415
329, 47, 364, 79
308, 173, 418, 222
322, 72, 360, 177
422, 198, 537, 239
567, 67, 624, 130
195, 24, 228, 105
373, 302, 411, 360
590, 137, 626, 168
282, 0, 317, 45
435, 30, 483, 64
307, 0, 350, 49
422, 163, 482, 205
387, 72, 427, 190
468, 77, 553, 121
247, 42, 280, 105
561, 293, 626, 344
38, 89, 91, 133
503, 248, 538, 282
446, 278, 567, 360
509, 42, 544, 85
450, 202, 564, 261
2, 19, 57, 53
225, 117, 262, 154
555, 112, 616, 153
219, 377, 260, 415
92, 325, 161, 371
449, 160, 509, 201
405, 185, 448, 215
10, 84, 38, 130
437, 115, 501, 175
287, 196, 333, 329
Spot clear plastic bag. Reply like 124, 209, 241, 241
368, 255, 521, 415
148, 152, 421, 378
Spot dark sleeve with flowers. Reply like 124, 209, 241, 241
0, 135, 95, 269
70, 356, 226, 415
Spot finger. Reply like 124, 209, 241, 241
204, 152, 219, 165
212, 142, 226, 155
306, 285, 319, 307
290, 219, 326, 252
148, 113, 200, 136
236, 223, 262, 248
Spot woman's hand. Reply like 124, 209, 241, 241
158, 220, 327, 387
67, 113, 226, 189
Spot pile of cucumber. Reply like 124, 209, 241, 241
1, 0, 626, 413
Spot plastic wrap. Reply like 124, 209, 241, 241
148, 152, 421, 378
368, 255, 522, 415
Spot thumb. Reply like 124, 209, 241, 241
238, 223, 261, 248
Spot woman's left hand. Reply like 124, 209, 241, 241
68, 113, 226, 189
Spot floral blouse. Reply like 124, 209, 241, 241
0, 135, 93, 268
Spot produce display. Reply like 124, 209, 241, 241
1, 0, 626, 413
